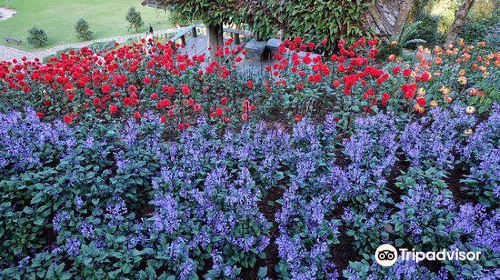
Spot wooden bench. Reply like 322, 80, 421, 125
223, 28, 244, 44
170, 24, 201, 47
244, 39, 267, 61
3, 37, 22, 45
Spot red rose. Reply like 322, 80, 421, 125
181, 84, 190, 95
333, 80, 341, 87
246, 80, 253, 89
150, 93, 158, 100
102, 84, 111, 93
417, 98, 426, 106
392, 67, 401, 75
221, 97, 228, 105
143, 77, 151, 85
403, 69, 412, 77
63, 116, 72, 124
215, 108, 223, 116
303, 56, 312, 64
134, 111, 141, 119
109, 105, 118, 114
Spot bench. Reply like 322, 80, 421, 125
170, 24, 202, 47
244, 39, 267, 61
169, 24, 247, 50
264, 38, 282, 60
223, 28, 244, 44
3, 37, 22, 45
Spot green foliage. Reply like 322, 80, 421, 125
74, 18, 93, 41
126, 6, 144, 32
412, 13, 441, 47
461, 17, 499, 43
379, 21, 426, 58
239, 0, 374, 48
27, 27, 48, 47
155, 0, 236, 25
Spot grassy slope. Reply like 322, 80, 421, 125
0, 0, 172, 51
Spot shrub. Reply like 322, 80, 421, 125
74, 18, 93, 41
27, 27, 48, 47
125, 6, 144, 32
412, 14, 441, 47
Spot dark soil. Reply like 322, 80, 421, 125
330, 225, 363, 273
386, 157, 411, 205
240, 184, 285, 279
446, 164, 475, 204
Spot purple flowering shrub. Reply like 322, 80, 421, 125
461, 104, 500, 206
390, 168, 458, 250
275, 120, 341, 279
400, 105, 475, 170
1, 104, 499, 279
339, 113, 399, 256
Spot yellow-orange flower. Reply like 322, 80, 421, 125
458, 76, 467, 85
434, 46, 443, 54
459, 38, 465, 47
440, 86, 451, 95
430, 100, 439, 107
466, 106, 476, 114
413, 104, 425, 113
434, 57, 442, 64
464, 129, 473, 135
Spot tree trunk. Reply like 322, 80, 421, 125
446, 0, 476, 45
207, 23, 224, 61
393, 0, 414, 41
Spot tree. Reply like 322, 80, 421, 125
27, 27, 48, 47
142, 0, 237, 59
239, 0, 374, 51
74, 18, 93, 41
126, 6, 144, 32
392, 0, 414, 41
446, 0, 476, 45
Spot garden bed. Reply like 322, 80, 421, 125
0, 36, 498, 279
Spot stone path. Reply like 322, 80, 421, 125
0, 28, 178, 62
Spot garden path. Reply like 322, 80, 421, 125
0, 28, 178, 62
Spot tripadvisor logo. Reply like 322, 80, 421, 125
375, 244, 482, 266
375, 244, 398, 266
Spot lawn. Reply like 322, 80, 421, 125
0, 0, 173, 51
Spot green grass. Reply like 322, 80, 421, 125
0, 0, 173, 51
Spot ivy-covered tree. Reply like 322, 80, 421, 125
237, 0, 375, 50
143, 0, 238, 59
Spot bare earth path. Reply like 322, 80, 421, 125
0, 28, 178, 62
